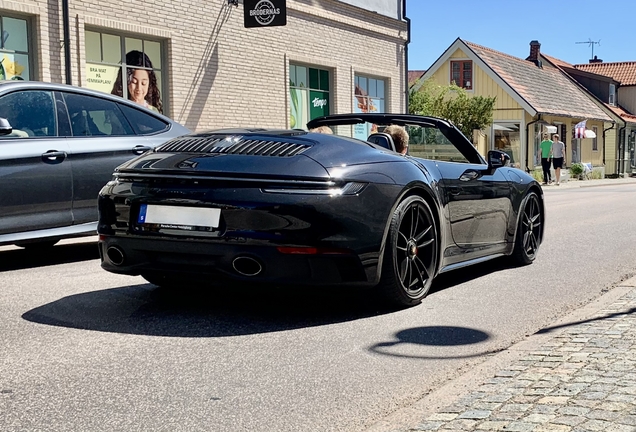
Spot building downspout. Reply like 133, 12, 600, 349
525, 115, 542, 173
602, 121, 615, 167
62, 0, 72, 85
402, 0, 410, 114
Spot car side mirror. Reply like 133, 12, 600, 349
487, 150, 510, 170
0, 117, 12, 136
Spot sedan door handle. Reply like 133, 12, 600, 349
132, 145, 152, 155
41, 150, 67, 163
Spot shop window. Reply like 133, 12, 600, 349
289, 64, 330, 129
84, 30, 165, 114
450, 60, 472, 90
353, 74, 386, 140
493, 122, 521, 168
0, 16, 31, 81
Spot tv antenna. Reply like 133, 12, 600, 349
576, 38, 601, 59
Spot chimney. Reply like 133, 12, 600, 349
526, 40, 542, 68
589, 55, 603, 63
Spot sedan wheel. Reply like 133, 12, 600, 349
379, 195, 438, 307
512, 191, 542, 265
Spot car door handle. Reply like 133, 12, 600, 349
41, 150, 67, 162
459, 170, 480, 182
132, 145, 152, 155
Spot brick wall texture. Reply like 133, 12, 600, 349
5, 0, 407, 131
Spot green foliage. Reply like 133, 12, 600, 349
591, 169, 603, 179
531, 168, 544, 183
570, 163, 584, 176
409, 80, 496, 139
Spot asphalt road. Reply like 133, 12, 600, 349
1, 184, 635, 432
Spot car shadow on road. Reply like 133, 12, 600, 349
22, 282, 400, 337
0, 242, 100, 272
21, 256, 517, 338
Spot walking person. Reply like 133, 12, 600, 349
540, 133, 553, 185
551, 134, 566, 185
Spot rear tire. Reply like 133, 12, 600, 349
511, 191, 542, 265
378, 196, 438, 307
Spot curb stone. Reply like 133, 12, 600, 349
365, 276, 636, 432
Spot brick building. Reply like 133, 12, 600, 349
3, 0, 408, 131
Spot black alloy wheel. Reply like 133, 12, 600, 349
379, 195, 438, 307
512, 191, 542, 265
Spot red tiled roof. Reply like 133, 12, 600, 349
574, 61, 636, 86
408, 70, 426, 86
541, 54, 574, 69
463, 41, 611, 122
605, 103, 636, 123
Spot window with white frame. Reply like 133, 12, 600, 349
450, 60, 472, 90
289, 64, 331, 129
0, 15, 31, 80
353, 74, 386, 140
609, 83, 616, 106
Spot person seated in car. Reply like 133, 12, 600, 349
383, 125, 409, 155
309, 126, 333, 134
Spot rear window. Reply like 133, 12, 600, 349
119, 104, 169, 135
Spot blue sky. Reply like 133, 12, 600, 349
407, 0, 636, 71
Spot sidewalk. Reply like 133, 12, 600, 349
380, 276, 636, 432
540, 176, 636, 191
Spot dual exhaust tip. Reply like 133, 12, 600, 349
107, 246, 263, 277
232, 256, 263, 277
106, 246, 125, 266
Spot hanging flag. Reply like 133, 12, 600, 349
574, 120, 587, 139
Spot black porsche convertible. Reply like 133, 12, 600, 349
97, 114, 544, 307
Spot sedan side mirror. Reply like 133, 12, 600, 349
487, 150, 510, 170
0, 117, 13, 136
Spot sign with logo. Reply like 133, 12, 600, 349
309, 90, 329, 119
244, 0, 287, 28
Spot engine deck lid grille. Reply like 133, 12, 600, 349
156, 136, 310, 157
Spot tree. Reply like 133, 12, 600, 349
409, 80, 496, 140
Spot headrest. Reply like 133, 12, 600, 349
367, 132, 396, 152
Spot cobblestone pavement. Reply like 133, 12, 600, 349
399, 278, 636, 432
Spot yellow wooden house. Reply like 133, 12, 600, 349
412, 38, 615, 174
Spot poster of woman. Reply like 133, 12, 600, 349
110, 50, 163, 114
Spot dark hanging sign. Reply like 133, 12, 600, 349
244, 0, 287, 28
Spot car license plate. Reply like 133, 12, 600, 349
137, 204, 221, 229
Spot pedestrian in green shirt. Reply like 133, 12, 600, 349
540, 133, 553, 185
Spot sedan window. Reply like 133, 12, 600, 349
118, 103, 169, 135
0, 90, 57, 138
63, 92, 134, 137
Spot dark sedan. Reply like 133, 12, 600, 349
97, 114, 544, 307
0, 81, 189, 249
